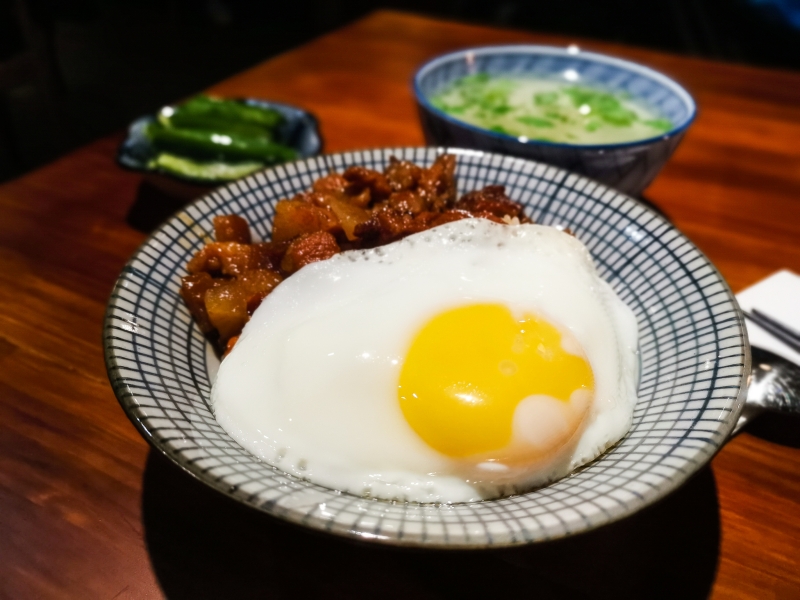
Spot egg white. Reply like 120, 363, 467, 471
212, 219, 639, 503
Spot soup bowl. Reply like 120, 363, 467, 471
414, 45, 696, 196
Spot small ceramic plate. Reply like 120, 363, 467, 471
104, 147, 747, 548
117, 98, 322, 185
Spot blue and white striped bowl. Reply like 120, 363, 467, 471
414, 46, 696, 197
104, 147, 745, 548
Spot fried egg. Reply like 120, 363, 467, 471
212, 219, 639, 503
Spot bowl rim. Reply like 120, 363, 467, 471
413, 44, 697, 151
104, 146, 747, 549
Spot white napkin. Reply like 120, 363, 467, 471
736, 269, 800, 367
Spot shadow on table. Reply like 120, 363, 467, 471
126, 177, 213, 233
743, 411, 800, 449
142, 450, 721, 600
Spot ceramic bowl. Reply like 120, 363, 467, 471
104, 147, 746, 548
117, 98, 322, 186
414, 46, 696, 196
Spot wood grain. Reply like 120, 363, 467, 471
1, 10, 798, 599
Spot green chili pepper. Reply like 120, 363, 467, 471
174, 96, 285, 130
160, 111, 274, 140
150, 153, 264, 181
145, 122, 297, 164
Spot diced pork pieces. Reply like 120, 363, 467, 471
181, 154, 532, 352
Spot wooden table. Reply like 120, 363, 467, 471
2, 11, 799, 599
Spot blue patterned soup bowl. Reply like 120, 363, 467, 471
104, 148, 746, 548
414, 46, 696, 196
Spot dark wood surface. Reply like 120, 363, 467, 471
1, 11, 799, 599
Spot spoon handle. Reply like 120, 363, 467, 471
733, 346, 800, 435
749, 346, 800, 413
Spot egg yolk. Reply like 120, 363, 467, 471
398, 303, 594, 459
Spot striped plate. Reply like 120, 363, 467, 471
104, 147, 748, 548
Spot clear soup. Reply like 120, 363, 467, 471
430, 74, 673, 145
